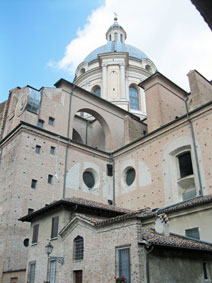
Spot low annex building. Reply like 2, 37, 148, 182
20, 198, 212, 283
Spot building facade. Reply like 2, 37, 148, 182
0, 18, 212, 283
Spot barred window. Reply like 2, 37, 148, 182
74, 236, 84, 260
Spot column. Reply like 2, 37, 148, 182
102, 64, 107, 99
120, 64, 126, 99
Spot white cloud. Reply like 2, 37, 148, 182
51, 0, 212, 91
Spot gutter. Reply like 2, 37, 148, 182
63, 84, 76, 199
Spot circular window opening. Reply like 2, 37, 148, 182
125, 167, 136, 186
145, 65, 152, 72
83, 170, 95, 189
23, 238, 29, 247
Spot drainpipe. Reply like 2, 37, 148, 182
110, 153, 116, 206
85, 120, 89, 145
63, 84, 76, 199
185, 95, 203, 196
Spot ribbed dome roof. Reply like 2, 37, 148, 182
84, 41, 149, 63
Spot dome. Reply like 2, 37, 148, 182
84, 41, 149, 63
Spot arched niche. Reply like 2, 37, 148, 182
71, 108, 111, 151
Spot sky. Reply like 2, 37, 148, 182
0, 0, 212, 103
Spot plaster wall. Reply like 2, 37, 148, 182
148, 248, 212, 283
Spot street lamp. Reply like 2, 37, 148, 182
45, 242, 53, 283
44, 242, 64, 283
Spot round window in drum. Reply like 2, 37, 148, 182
125, 167, 136, 186
83, 170, 95, 189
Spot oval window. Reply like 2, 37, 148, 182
125, 167, 136, 186
83, 171, 95, 189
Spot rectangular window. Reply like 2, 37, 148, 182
35, 145, 41, 154
28, 208, 34, 215
50, 260, 56, 283
117, 247, 130, 283
48, 117, 55, 126
51, 216, 59, 239
185, 227, 200, 240
38, 119, 44, 128
32, 224, 39, 244
48, 174, 53, 184
178, 151, 193, 178
203, 262, 209, 280
50, 146, 55, 155
74, 270, 83, 283
31, 179, 37, 189
28, 261, 36, 283
107, 164, 113, 176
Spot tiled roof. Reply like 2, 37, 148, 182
141, 228, 212, 252
19, 197, 133, 222
148, 194, 212, 217
64, 197, 133, 213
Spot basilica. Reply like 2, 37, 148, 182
1, 18, 212, 283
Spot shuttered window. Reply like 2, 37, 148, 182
51, 216, 59, 239
32, 224, 39, 244
28, 261, 36, 283
118, 247, 130, 283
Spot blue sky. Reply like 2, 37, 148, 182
0, 0, 103, 102
1, 0, 212, 103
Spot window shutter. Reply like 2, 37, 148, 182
51, 216, 59, 238
32, 224, 39, 244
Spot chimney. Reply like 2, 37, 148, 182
155, 213, 169, 237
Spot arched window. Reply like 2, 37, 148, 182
93, 86, 101, 97
129, 86, 139, 110
120, 34, 123, 43
109, 34, 112, 41
114, 33, 118, 41
74, 236, 84, 260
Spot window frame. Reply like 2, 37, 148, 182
129, 86, 139, 110
32, 224, 39, 244
37, 119, 44, 128
48, 117, 55, 126
177, 151, 194, 179
48, 174, 53, 185
28, 261, 36, 283
185, 227, 200, 240
31, 179, 37, 189
50, 146, 55, 155
73, 236, 84, 261
35, 145, 41, 154
116, 246, 131, 283
50, 259, 56, 283
51, 216, 59, 239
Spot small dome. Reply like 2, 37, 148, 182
84, 41, 149, 63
